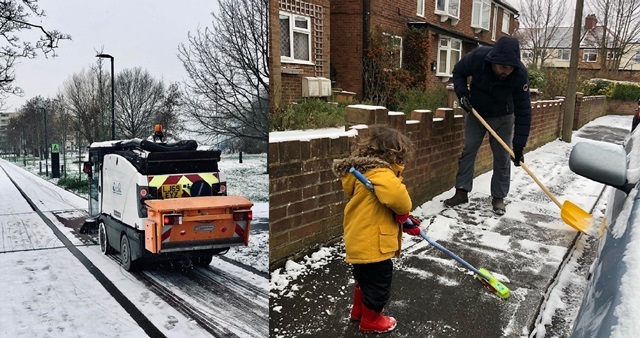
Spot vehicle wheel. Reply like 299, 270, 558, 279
195, 255, 213, 267
120, 234, 139, 271
98, 222, 114, 255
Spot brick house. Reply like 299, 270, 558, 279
269, 0, 331, 110
330, 0, 520, 101
269, 0, 519, 110
516, 14, 640, 72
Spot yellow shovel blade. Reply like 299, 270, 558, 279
560, 200, 594, 234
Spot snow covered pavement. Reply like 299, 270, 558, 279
270, 115, 633, 337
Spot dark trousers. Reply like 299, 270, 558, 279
352, 259, 393, 312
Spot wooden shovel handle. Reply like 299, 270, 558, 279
470, 108, 563, 209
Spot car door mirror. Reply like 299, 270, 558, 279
569, 142, 632, 194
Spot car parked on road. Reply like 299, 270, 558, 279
568, 125, 640, 337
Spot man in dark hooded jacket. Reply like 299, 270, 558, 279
444, 36, 532, 215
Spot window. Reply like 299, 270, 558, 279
502, 12, 510, 33
437, 37, 461, 77
635, 52, 640, 64
606, 51, 619, 60
522, 50, 533, 59
472, 0, 491, 31
382, 33, 403, 69
582, 49, 597, 62
280, 11, 311, 63
417, 0, 425, 17
491, 7, 498, 41
557, 49, 570, 60
435, 0, 460, 19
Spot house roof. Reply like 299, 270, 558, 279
516, 25, 617, 50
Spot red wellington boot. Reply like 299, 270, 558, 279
350, 284, 363, 321
359, 305, 397, 334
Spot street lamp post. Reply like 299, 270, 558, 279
39, 106, 49, 177
96, 53, 115, 140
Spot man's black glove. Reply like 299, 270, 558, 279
459, 96, 472, 113
512, 148, 524, 166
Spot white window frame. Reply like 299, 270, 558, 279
557, 49, 570, 60
279, 11, 312, 64
436, 36, 462, 77
582, 49, 597, 62
491, 7, 498, 41
502, 11, 510, 33
382, 33, 403, 69
471, 0, 491, 32
435, 0, 460, 23
417, 0, 425, 17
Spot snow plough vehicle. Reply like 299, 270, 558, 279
81, 128, 253, 271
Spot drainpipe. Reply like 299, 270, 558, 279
362, 0, 370, 100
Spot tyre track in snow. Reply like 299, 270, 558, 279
107, 254, 268, 337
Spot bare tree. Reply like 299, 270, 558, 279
178, 0, 268, 150
114, 67, 165, 139
516, 0, 569, 69
588, 0, 640, 73
0, 1, 70, 105
61, 68, 107, 144
156, 82, 182, 137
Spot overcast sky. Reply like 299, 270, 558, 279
4, 0, 217, 111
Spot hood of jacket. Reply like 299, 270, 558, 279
333, 156, 404, 196
485, 36, 522, 68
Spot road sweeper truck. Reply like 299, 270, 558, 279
82, 130, 253, 271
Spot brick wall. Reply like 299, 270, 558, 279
270, 96, 607, 268
330, 1, 364, 95
573, 95, 608, 129
607, 99, 638, 115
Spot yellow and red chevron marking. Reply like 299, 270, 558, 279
148, 173, 219, 197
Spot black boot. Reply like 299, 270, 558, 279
444, 189, 468, 207
492, 198, 506, 215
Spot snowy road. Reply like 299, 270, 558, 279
0, 159, 268, 337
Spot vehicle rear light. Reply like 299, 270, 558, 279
219, 183, 227, 195
636, 108, 640, 118
233, 210, 252, 221
163, 213, 182, 225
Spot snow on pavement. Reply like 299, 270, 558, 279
269, 114, 633, 337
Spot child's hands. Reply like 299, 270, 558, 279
395, 213, 410, 224
402, 216, 422, 236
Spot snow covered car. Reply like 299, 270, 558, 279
568, 125, 640, 337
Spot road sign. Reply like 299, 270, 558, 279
51, 143, 60, 154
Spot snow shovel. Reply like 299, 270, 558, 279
349, 167, 510, 299
470, 108, 593, 234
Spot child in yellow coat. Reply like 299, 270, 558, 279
332, 125, 420, 334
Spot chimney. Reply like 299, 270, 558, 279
585, 14, 597, 30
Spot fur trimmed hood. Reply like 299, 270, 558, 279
332, 156, 392, 178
